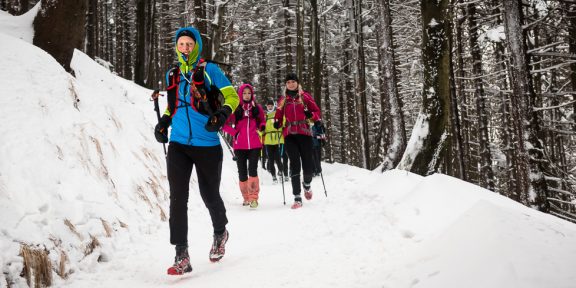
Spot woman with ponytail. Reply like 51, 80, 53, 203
273, 73, 322, 209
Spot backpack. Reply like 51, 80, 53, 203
165, 59, 223, 117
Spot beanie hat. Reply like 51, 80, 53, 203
285, 72, 299, 83
177, 29, 196, 41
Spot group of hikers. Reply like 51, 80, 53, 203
151, 26, 327, 275
222, 78, 326, 209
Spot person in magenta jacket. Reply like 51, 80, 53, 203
223, 83, 266, 208
273, 73, 321, 209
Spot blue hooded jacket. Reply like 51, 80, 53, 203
164, 27, 239, 146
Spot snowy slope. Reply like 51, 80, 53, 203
2, 7, 576, 288
0, 17, 170, 286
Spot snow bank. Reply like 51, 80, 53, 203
0, 31, 168, 286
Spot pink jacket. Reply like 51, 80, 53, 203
223, 84, 266, 150
274, 90, 321, 137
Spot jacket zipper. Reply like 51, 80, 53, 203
247, 107, 251, 149
181, 73, 193, 144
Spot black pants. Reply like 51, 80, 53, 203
167, 142, 227, 246
235, 149, 261, 182
261, 148, 266, 169
281, 144, 289, 176
284, 135, 314, 197
312, 145, 322, 174
265, 144, 284, 176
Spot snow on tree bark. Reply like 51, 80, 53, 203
378, 0, 406, 172
397, 0, 451, 176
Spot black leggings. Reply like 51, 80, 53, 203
284, 135, 314, 197
167, 142, 228, 246
312, 145, 322, 173
265, 144, 284, 176
235, 149, 261, 182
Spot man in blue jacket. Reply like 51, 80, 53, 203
154, 26, 239, 275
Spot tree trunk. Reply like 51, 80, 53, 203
86, 0, 97, 58
567, 3, 576, 122
211, 0, 227, 62
467, 2, 495, 190
284, 0, 293, 71
146, 0, 157, 87
502, 0, 549, 211
339, 79, 347, 164
397, 0, 452, 176
134, 0, 146, 86
33, 0, 87, 72
295, 0, 304, 79
194, 0, 210, 59
321, 15, 332, 163
310, 0, 322, 107
378, 0, 406, 171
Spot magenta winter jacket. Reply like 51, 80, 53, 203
223, 84, 266, 150
274, 90, 321, 137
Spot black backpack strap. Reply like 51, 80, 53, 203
165, 64, 180, 117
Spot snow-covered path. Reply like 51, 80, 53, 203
60, 164, 422, 288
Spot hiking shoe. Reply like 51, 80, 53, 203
209, 230, 229, 262
304, 189, 313, 200
303, 182, 313, 200
167, 249, 192, 275
242, 200, 250, 206
291, 200, 303, 209
249, 200, 259, 208
272, 176, 278, 184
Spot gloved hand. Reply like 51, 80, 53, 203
304, 109, 313, 119
206, 106, 232, 132
154, 115, 171, 143
273, 119, 281, 129
251, 105, 259, 118
259, 125, 265, 132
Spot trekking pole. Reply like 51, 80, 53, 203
150, 90, 167, 156
320, 170, 327, 197
218, 131, 237, 161
279, 141, 286, 205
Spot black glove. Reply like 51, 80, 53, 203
273, 119, 281, 129
154, 115, 171, 143
259, 125, 265, 132
304, 109, 313, 119
206, 106, 232, 132
251, 105, 259, 118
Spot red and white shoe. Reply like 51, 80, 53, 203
209, 230, 229, 262
304, 189, 313, 200
167, 250, 192, 275
291, 200, 303, 209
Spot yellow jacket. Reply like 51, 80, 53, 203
262, 110, 284, 145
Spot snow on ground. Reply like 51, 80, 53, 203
2, 8, 576, 288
